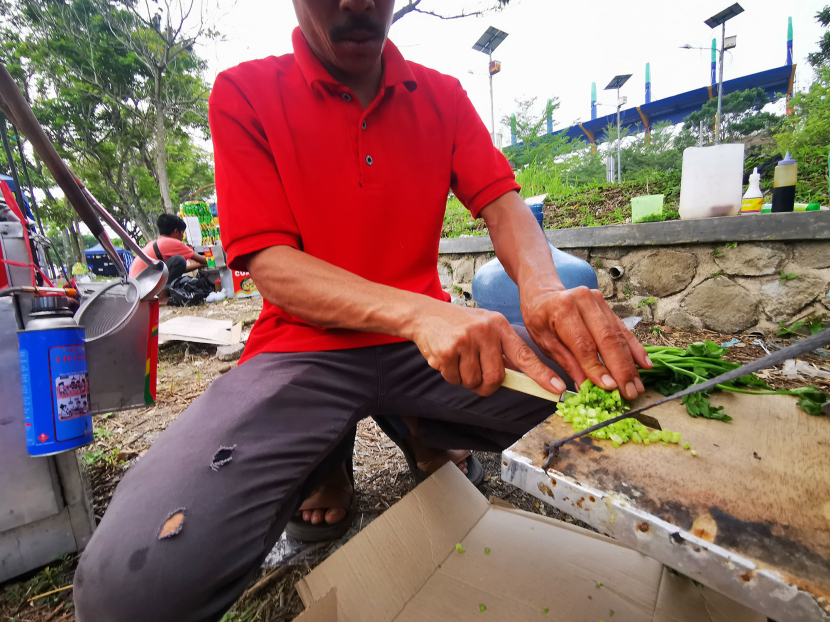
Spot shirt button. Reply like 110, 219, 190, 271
342, 92, 352, 102
365, 155, 373, 166
362, 121, 367, 130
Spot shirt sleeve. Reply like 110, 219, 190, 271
450, 82, 520, 218
209, 70, 302, 271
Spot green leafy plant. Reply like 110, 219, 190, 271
706, 270, 724, 280
639, 342, 829, 420
624, 285, 633, 297
712, 248, 724, 258
780, 270, 799, 283
93, 427, 113, 440
725, 242, 738, 249
778, 316, 826, 336
637, 296, 657, 308
592, 258, 604, 268
650, 325, 664, 336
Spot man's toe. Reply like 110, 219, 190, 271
325, 508, 347, 524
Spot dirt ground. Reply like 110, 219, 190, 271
2, 297, 827, 622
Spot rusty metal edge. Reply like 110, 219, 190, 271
501, 447, 830, 622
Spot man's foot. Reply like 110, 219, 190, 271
296, 462, 353, 526
405, 437, 470, 476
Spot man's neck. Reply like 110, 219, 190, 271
318, 56, 384, 109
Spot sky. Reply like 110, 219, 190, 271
202, 0, 828, 146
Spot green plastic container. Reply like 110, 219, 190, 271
631, 194, 665, 223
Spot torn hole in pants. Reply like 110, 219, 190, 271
210, 444, 237, 471
158, 508, 186, 539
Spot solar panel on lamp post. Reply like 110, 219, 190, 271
705, 3, 744, 144
473, 26, 508, 146
604, 74, 631, 184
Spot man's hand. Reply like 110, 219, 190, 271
521, 287, 652, 400
408, 299, 566, 397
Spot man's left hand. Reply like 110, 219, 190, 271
521, 286, 652, 400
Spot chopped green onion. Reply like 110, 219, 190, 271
682, 442, 690, 450
455, 543, 465, 554
484, 548, 490, 555
691, 450, 698, 457
479, 604, 486, 612
543, 607, 549, 614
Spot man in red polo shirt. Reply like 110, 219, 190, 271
74, 1, 651, 618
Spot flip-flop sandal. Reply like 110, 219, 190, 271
398, 445, 484, 486
285, 469, 356, 543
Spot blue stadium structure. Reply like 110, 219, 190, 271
506, 17, 796, 153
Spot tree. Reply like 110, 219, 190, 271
774, 66, 830, 204
501, 96, 572, 167
808, 5, 830, 68
1, 0, 215, 244
393, 0, 510, 23
682, 88, 783, 144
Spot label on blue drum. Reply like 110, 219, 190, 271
18, 328, 93, 456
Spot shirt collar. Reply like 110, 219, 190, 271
292, 26, 417, 93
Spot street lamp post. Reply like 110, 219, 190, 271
705, 3, 744, 144
473, 27, 508, 145
604, 74, 632, 184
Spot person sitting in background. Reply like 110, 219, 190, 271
129, 213, 207, 298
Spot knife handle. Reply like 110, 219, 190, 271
502, 369, 562, 402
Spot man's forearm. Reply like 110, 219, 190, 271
480, 191, 565, 298
247, 245, 434, 338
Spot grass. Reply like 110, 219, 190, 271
441, 169, 682, 238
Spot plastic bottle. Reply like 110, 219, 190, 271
772, 152, 797, 213
740, 167, 763, 214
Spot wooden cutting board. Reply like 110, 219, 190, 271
511, 390, 830, 602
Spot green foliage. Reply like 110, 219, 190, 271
623, 285, 633, 297
682, 88, 784, 144
774, 66, 830, 206
442, 195, 485, 238
502, 96, 572, 168
636, 296, 657, 308
807, 6, 830, 68
712, 248, 724, 258
780, 270, 799, 283
0, 0, 216, 243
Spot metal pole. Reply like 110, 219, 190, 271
616, 86, 621, 184
488, 49, 495, 145
716, 22, 725, 144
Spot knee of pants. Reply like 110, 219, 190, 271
74, 531, 189, 622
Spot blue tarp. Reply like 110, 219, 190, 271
85, 243, 134, 276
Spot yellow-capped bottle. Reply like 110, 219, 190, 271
772, 152, 797, 213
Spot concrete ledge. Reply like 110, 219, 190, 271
438, 211, 830, 254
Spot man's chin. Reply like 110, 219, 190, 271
331, 38, 384, 65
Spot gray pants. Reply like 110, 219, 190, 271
74, 327, 571, 622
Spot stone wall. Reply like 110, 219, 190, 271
439, 241, 830, 333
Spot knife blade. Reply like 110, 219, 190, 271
542, 327, 830, 469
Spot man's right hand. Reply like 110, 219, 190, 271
407, 300, 567, 397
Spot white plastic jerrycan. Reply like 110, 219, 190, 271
679, 144, 745, 219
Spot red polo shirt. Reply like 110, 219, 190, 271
210, 28, 519, 360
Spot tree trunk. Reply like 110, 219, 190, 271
59, 228, 73, 266
68, 221, 83, 264
153, 71, 174, 213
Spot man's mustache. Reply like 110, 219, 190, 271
329, 15, 385, 42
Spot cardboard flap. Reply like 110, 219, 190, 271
294, 588, 338, 622
296, 464, 489, 622
653, 568, 765, 622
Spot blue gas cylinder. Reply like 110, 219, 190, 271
17, 296, 93, 457
472, 207, 597, 324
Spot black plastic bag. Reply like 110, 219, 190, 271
167, 274, 215, 307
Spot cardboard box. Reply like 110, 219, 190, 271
295, 464, 764, 622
